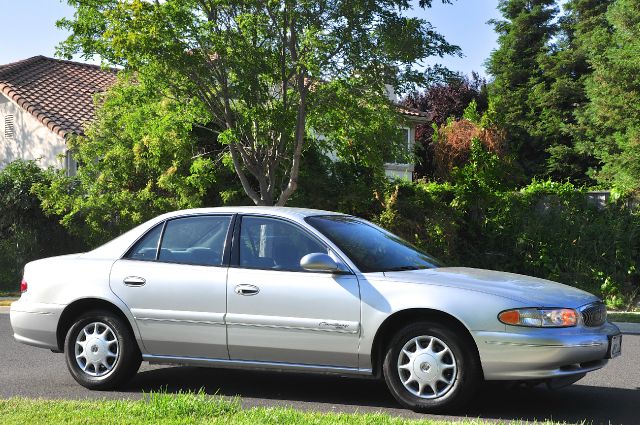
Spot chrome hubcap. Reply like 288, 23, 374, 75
397, 335, 457, 399
75, 322, 119, 377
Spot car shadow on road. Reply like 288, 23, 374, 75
122, 366, 638, 424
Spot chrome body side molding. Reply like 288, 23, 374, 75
143, 354, 373, 376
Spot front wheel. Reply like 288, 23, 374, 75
64, 310, 141, 390
382, 321, 480, 412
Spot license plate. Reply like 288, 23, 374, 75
607, 334, 622, 359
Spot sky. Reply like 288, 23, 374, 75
409, 0, 501, 77
0, 0, 501, 78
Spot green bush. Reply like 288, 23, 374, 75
0, 161, 85, 292
374, 180, 460, 263
364, 146, 640, 310
291, 146, 387, 217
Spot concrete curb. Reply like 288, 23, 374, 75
0, 306, 9, 314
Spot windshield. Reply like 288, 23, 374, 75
305, 215, 442, 273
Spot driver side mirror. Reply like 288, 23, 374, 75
300, 253, 340, 272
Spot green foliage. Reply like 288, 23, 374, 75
581, 0, 640, 193
486, 0, 559, 177
0, 161, 84, 291
490, 181, 639, 310
450, 138, 512, 196
462, 100, 482, 124
486, 0, 640, 189
309, 79, 408, 171
536, 0, 612, 183
290, 144, 387, 217
34, 78, 238, 245
57, 0, 459, 205
374, 180, 460, 263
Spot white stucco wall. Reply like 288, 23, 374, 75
0, 93, 67, 169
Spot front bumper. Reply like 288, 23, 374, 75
10, 299, 65, 350
474, 321, 620, 380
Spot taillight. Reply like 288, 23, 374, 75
20, 279, 28, 293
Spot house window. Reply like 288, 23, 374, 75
384, 127, 411, 164
4, 115, 15, 139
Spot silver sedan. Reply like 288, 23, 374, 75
10, 207, 622, 412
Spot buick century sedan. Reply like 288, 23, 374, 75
10, 207, 622, 411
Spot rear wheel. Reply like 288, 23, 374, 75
383, 321, 480, 412
64, 310, 141, 390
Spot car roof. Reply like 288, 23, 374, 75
154, 206, 346, 221
83, 206, 348, 260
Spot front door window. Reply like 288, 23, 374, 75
239, 216, 326, 271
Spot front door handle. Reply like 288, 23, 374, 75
234, 284, 260, 296
123, 276, 146, 287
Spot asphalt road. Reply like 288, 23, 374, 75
1, 312, 638, 424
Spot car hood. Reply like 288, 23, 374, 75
381, 267, 599, 308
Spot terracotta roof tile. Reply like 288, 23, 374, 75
0, 56, 117, 138
395, 103, 429, 119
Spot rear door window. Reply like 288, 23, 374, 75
157, 215, 232, 266
125, 224, 163, 261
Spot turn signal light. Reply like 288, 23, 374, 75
498, 308, 577, 327
498, 310, 520, 325
20, 279, 27, 293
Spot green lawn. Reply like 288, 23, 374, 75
609, 312, 640, 323
0, 291, 19, 297
0, 392, 566, 425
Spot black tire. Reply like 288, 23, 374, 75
382, 321, 480, 413
64, 309, 141, 390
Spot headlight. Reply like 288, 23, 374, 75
498, 308, 578, 327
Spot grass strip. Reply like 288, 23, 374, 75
0, 391, 568, 425
0, 300, 15, 307
609, 312, 640, 323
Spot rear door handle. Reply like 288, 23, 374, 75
123, 276, 146, 287
234, 284, 260, 296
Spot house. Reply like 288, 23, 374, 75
389, 103, 428, 180
0, 56, 117, 174
0, 56, 427, 180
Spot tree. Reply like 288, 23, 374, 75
58, 0, 459, 206
581, 0, 640, 192
486, 0, 558, 177
402, 72, 488, 178
34, 77, 237, 244
0, 161, 83, 290
535, 0, 612, 183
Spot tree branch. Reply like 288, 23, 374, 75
229, 142, 261, 205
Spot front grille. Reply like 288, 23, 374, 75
580, 302, 607, 327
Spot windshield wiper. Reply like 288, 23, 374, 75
385, 265, 429, 272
